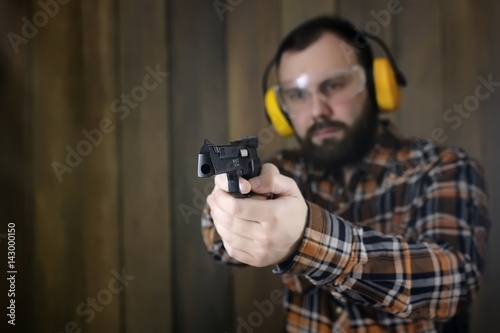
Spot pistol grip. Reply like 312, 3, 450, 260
226, 172, 250, 198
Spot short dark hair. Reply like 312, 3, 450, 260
272, 16, 378, 110
275, 16, 373, 72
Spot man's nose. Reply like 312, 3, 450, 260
310, 92, 332, 118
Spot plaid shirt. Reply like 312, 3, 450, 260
201, 120, 490, 333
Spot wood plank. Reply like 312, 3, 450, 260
80, 0, 120, 331
440, 0, 481, 155
0, 1, 34, 332
31, 1, 122, 332
394, 1, 444, 140
31, 1, 89, 331
280, 0, 337, 35
227, 0, 283, 160
118, 0, 172, 332
170, 0, 233, 332
339, 0, 399, 126
27, 0, 123, 331
226, 1, 285, 332
469, 0, 500, 330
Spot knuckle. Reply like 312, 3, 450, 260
268, 174, 276, 190
263, 162, 278, 173
213, 189, 239, 215
227, 198, 239, 215
216, 212, 233, 230
223, 214, 234, 229
225, 244, 236, 258
258, 232, 273, 248
212, 219, 225, 238
221, 234, 232, 246
283, 176, 294, 188
266, 210, 279, 226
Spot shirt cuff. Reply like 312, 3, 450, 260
273, 201, 357, 285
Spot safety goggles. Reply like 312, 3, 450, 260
273, 65, 366, 116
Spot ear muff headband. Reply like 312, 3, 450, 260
262, 25, 407, 137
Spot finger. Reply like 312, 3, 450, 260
209, 188, 238, 215
209, 207, 259, 263
213, 221, 256, 259
208, 194, 259, 239
222, 244, 257, 265
249, 163, 301, 198
211, 186, 278, 223
210, 189, 262, 223
214, 174, 252, 194
212, 214, 253, 244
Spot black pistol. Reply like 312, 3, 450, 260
197, 136, 261, 197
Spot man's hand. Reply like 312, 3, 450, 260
207, 163, 308, 267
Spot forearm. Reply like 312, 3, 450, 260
274, 201, 488, 320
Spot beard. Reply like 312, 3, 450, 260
296, 102, 378, 174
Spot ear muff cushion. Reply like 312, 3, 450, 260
264, 88, 294, 137
373, 57, 401, 112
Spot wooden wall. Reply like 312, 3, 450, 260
1, 0, 498, 332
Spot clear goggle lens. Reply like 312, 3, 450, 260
275, 65, 366, 116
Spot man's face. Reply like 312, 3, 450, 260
278, 32, 377, 169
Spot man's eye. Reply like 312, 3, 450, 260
321, 79, 346, 93
284, 89, 307, 101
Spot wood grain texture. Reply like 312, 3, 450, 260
170, 0, 233, 332
339, 0, 399, 126
118, 0, 172, 331
32, 2, 118, 332
469, 0, 500, 329
226, 3, 284, 331
0, 1, 34, 332
280, 0, 337, 35
440, 0, 481, 155
394, 1, 444, 140
80, 1, 121, 331
3, 1, 499, 332
227, 0, 284, 160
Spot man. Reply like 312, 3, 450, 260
201, 16, 490, 332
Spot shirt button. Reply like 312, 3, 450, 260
335, 306, 343, 314
338, 202, 347, 210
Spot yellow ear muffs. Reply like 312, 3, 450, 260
264, 88, 294, 137
373, 57, 401, 113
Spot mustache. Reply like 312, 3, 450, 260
306, 119, 347, 138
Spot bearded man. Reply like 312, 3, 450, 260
202, 16, 490, 333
